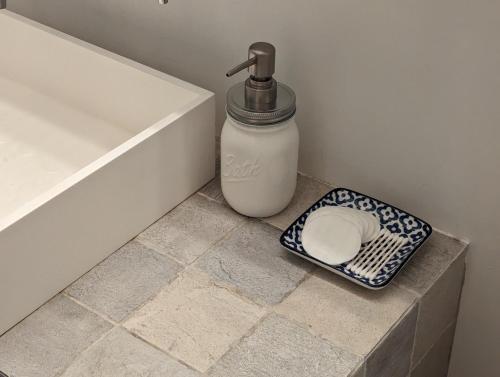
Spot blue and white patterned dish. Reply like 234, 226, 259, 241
280, 188, 432, 289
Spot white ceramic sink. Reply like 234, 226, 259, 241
0, 10, 215, 334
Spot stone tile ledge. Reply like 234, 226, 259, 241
0, 173, 467, 377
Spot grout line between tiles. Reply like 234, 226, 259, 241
117, 268, 185, 325
400, 252, 467, 368
270, 266, 317, 306
411, 318, 457, 371
121, 325, 205, 375
129, 227, 319, 373
134, 237, 188, 266
137, 193, 247, 268
118, 229, 248, 324
270, 279, 369, 362
365, 301, 419, 365
122, 263, 271, 374
409, 301, 422, 369
55, 324, 116, 377
195, 268, 268, 309
63, 292, 119, 326
184, 217, 248, 268
31, 177, 462, 377
204, 310, 274, 376
138, 223, 317, 375
104, 213, 250, 327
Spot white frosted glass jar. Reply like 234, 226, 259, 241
221, 115, 299, 217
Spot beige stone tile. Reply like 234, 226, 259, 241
209, 314, 361, 377
262, 173, 332, 230
137, 194, 244, 264
412, 254, 465, 365
275, 269, 416, 357
0, 295, 112, 377
61, 327, 202, 377
195, 219, 313, 305
124, 268, 265, 373
66, 240, 181, 322
410, 322, 456, 377
366, 306, 418, 377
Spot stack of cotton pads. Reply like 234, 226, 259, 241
301, 206, 380, 265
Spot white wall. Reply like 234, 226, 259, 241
6, 1, 500, 375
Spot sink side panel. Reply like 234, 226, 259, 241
0, 96, 215, 335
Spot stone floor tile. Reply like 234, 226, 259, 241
412, 255, 465, 365
61, 327, 202, 377
261, 173, 332, 230
394, 231, 467, 295
366, 306, 418, 377
66, 240, 182, 322
209, 314, 360, 377
0, 295, 112, 377
195, 219, 313, 305
124, 268, 265, 373
275, 269, 416, 356
410, 322, 456, 377
137, 194, 244, 264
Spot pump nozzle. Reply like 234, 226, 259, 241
226, 57, 257, 77
226, 42, 275, 80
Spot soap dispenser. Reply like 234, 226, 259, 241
222, 42, 298, 218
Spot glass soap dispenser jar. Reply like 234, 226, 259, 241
221, 42, 298, 217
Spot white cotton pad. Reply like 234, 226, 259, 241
301, 213, 362, 265
307, 206, 380, 243
362, 213, 380, 243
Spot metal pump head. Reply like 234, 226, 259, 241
226, 42, 278, 111
225, 42, 295, 126
226, 42, 276, 80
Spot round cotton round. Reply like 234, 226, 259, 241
301, 214, 362, 265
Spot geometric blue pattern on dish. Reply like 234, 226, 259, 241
280, 188, 432, 289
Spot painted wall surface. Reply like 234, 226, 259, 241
6, 1, 500, 376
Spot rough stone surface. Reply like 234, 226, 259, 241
0, 174, 466, 377
412, 255, 465, 365
209, 314, 361, 377
124, 268, 265, 372
0, 295, 112, 377
195, 219, 313, 305
262, 173, 332, 230
411, 322, 456, 377
365, 306, 418, 377
394, 231, 467, 295
137, 194, 244, 264
61, 327, 202, 377
276, 269, 416, 356
66, 240, 182, 321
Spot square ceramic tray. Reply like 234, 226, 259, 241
280, 188, 432, 289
